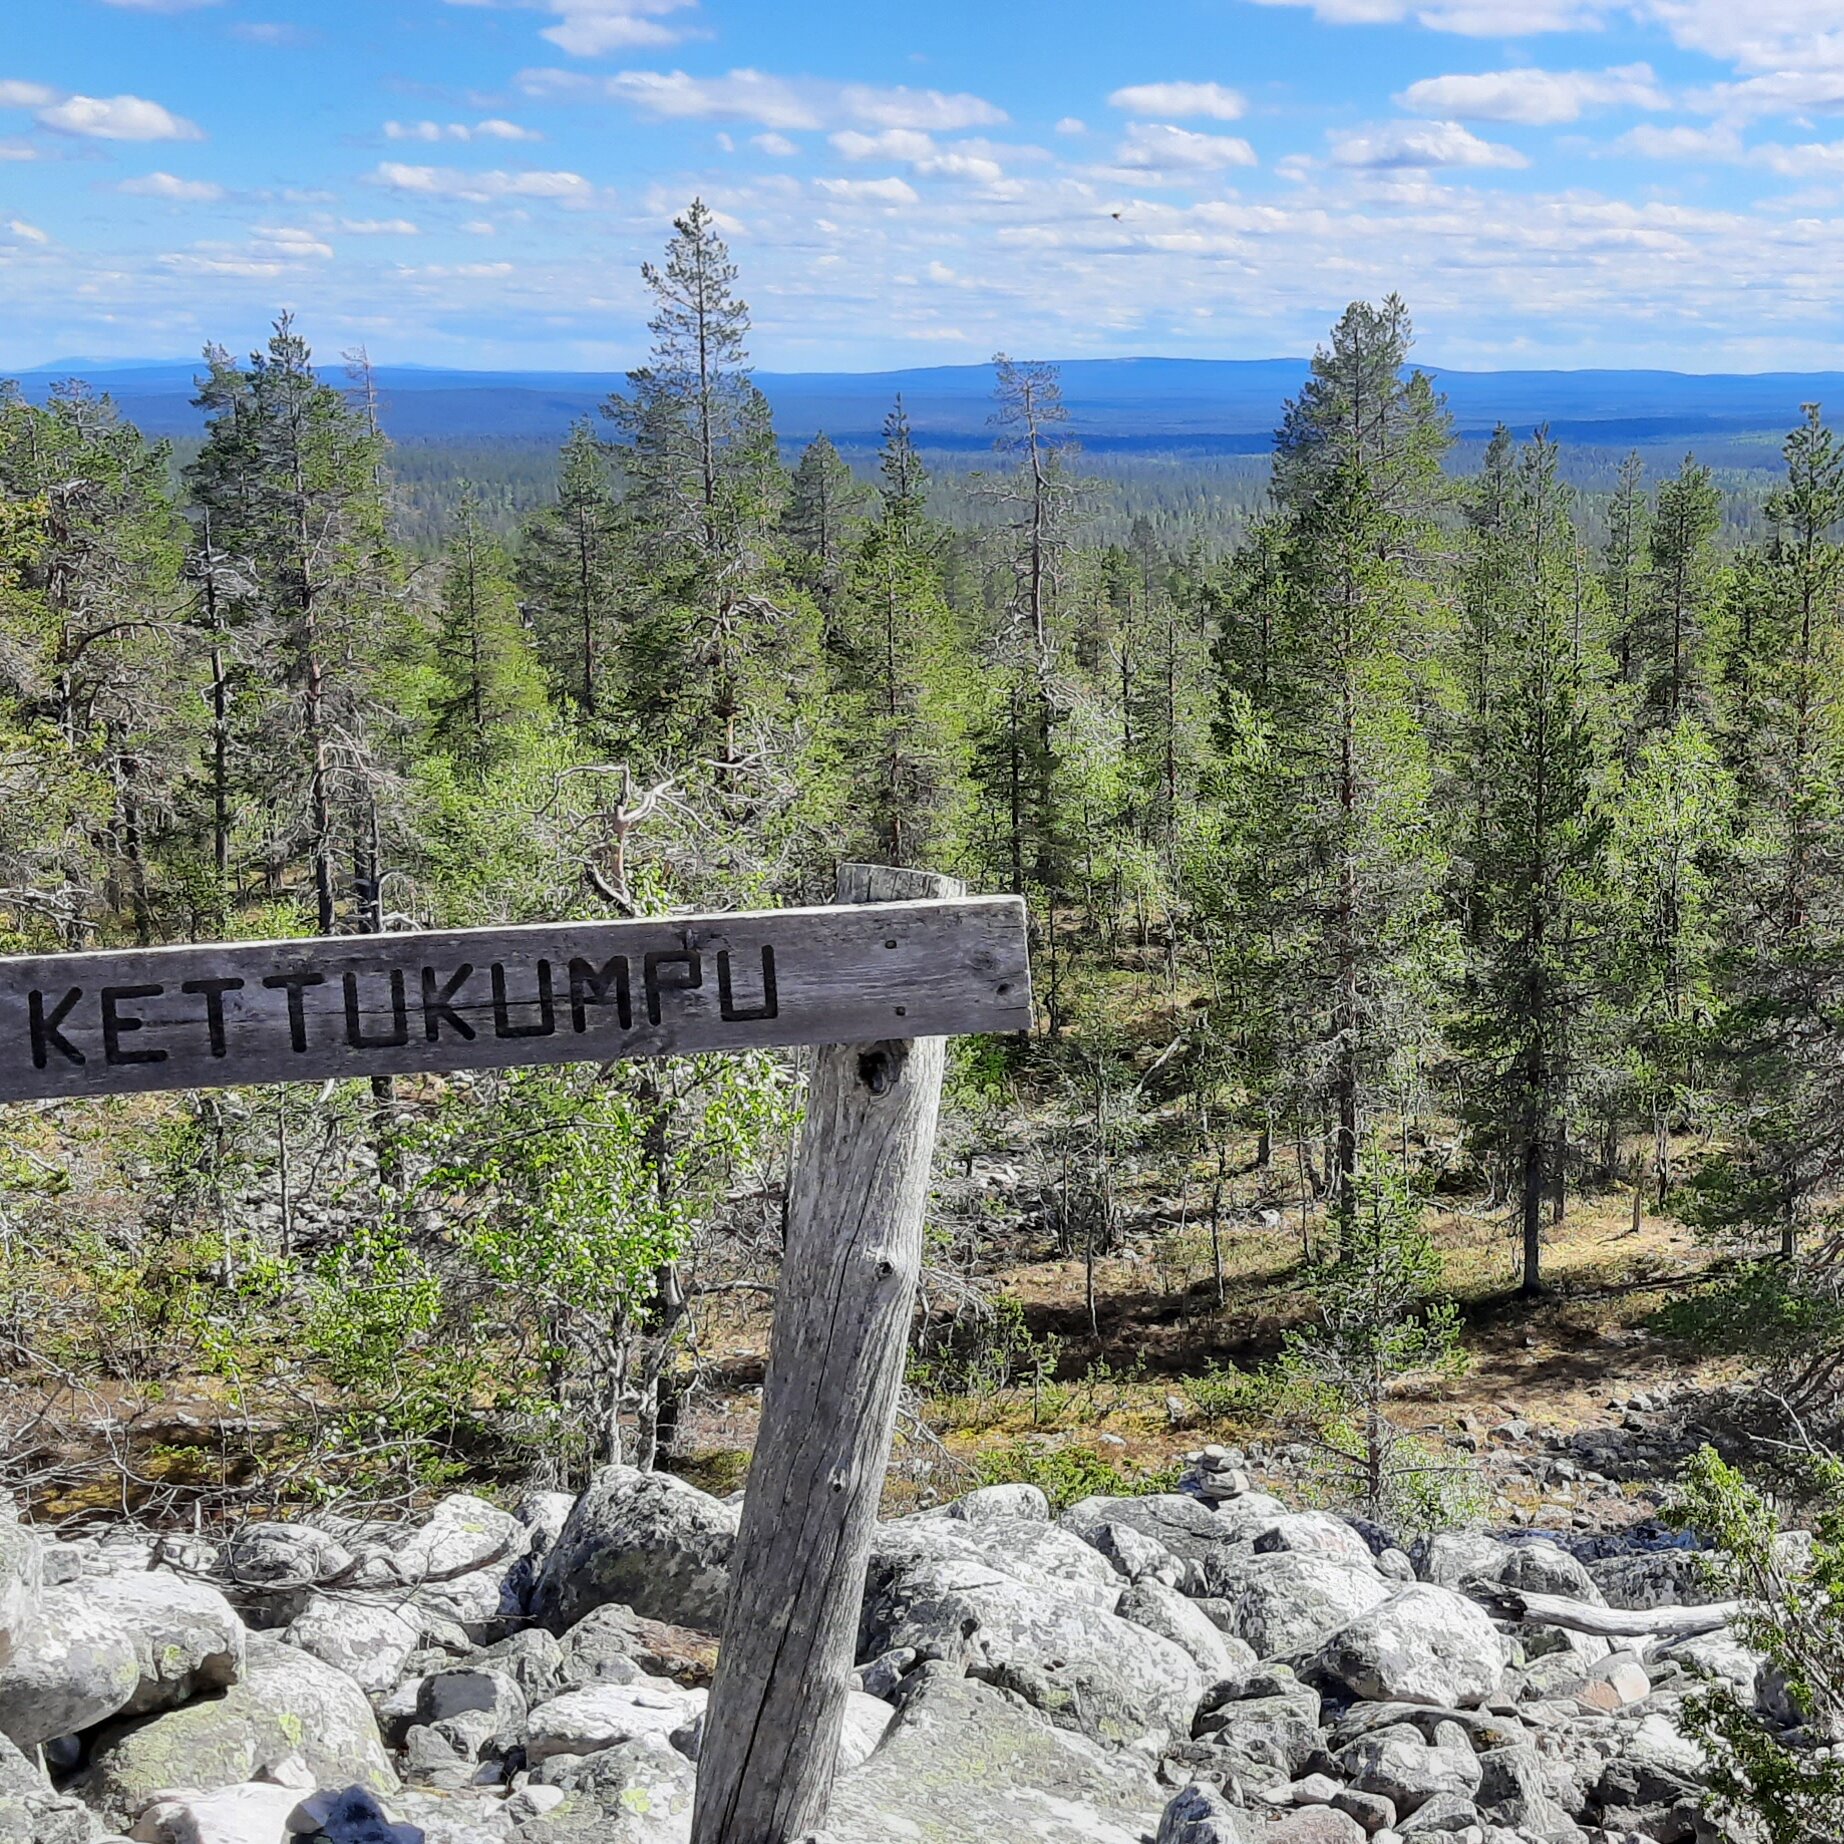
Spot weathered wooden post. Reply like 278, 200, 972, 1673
0, 861, 1029, 1842
691, 864, 979, 1844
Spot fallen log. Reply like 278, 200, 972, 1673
1475, 1587, 1740, 1639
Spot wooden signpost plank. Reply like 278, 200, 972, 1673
0, 895, 1030, 1103
0, 865, 1031, 1844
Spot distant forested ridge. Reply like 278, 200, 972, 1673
2, 197, 1842, 1489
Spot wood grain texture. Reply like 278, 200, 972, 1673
1481, 1589, 1740, 1640
690, 864, 960, 1844
0, 895, 1031, 1102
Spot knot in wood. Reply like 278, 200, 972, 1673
855, 1041, 908, 1096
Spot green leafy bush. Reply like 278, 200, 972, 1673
1669, 1444, 1844, 1844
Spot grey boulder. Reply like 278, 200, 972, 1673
1230, 1554, 1393, 1659
86, 1572, 247, 1717
1156, 1782, 1251, 1843
281, 1597, 428, 1697
0, 1583, 141, 1749
1313, 1585, 1510, 1708
823, 1661, 1165, 1844
860, 1548, 1203, 1751
532, 1470, 735, 1634
522, 1678, 705, 1764
78, 1634, 395, 1828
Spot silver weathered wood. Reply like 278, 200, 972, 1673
0, 896, 1030, 1102
691, 865, 962, 1844
1481, 1588, 1740, 1640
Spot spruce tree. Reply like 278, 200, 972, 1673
1450, 432, 1612, 1293
1227, 297, 1453, 1242
519, 421, 626, 722
830, 403, 970, 868
189, 317, 408, 935
433, 491, 549, 766
972, 357, 1083, 971
1688, 407, 1844, 1259
603, 199, 785, 756
1635, 454, 1723, 734
783, 432, 863, 627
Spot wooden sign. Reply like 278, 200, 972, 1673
0, 896, 1031, 1102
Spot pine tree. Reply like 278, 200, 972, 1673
1280, 1143, 1465, 1524
0, 382, 191, 945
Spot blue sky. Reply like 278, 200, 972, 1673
2, 0, 1842, 372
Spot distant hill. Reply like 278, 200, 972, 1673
11, 354, 1843, 453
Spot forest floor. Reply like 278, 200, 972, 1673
676, 1175, 1745, 1527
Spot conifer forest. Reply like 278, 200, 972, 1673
17, 175, 1844, 1837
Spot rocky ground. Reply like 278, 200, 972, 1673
0, 1438, 1788, 1844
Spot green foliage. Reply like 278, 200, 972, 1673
1184, 1359, 1289, 1426
1668, 1446, 1844, 1844
1279, 1145, 1469, 1526
967, 1440, 1183, 1514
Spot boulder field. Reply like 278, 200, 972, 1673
0, 1454, 1762, 1844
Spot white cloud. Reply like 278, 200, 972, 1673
530, 67, 1005, 134
1644, 0, 1844, 71
1397, 64, 1668, 124
0, 82, 58, 109
1753, 138, 1844, 176
159, 223, 332, 278
838, 84, 1006, 131
6, 219, 49, 244
1695, 69, 1844, 121
917, 149, 1006, 182
815, 175, 920, 205
341, 217, 421, 234
1106, 81, 1246, 121
1245, 0, 1613, 30
1242, 0, 1844, 84
254, 225, 334, 258
541, 0, 699, 56
1055, 116, 1087, 135
551, 67, 822, 128
832, 128, 933, 162
371, 161, 597, 204
751, 131, 797, 156
830, 127, 1008, 183
386, 118, 542, 143
1617, 121, 1743, 158
441, 0, 699, 57
1115, 121, 1258, 170
231, 22, 315, 46
1329, 118, 1527, 168
119, 170, 224, 199
461, 218, 497, 234
39, 94, 203, 141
